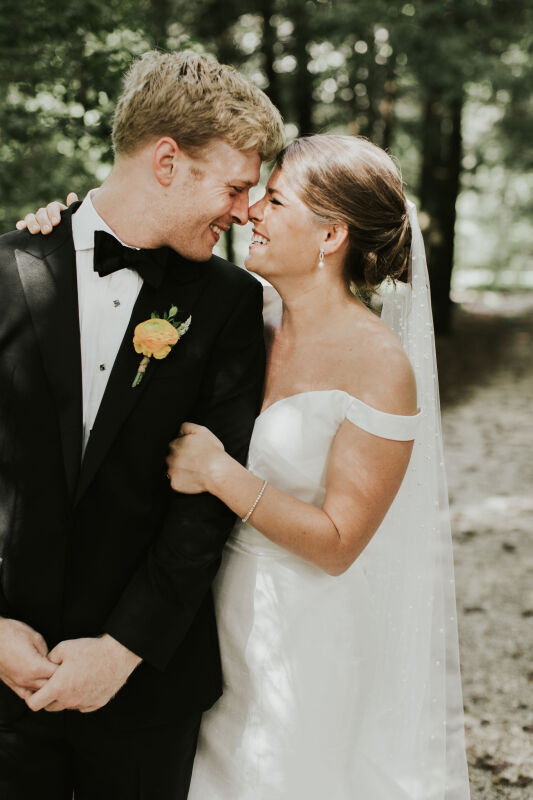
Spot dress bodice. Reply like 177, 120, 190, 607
230, 390, 421, 555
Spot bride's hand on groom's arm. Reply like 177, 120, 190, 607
167, 422, 228, 495
0, 617, 57, 701
26, 634, 142, 714
15, 192, 79, 234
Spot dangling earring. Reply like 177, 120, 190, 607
318, 246, 325, 269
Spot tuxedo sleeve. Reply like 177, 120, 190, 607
104, 278, 265, 669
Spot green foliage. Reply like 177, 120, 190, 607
0, 0, 531, 303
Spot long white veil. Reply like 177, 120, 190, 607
355, 199, 470, 798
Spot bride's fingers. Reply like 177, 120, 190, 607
35, 207, 54, 234
17, 212, 40, 234
45, 201, 67, 226
21, 208, 53, 235
35, 203, 66, 233
16, 201, 69, 234
66, 192, 79, 207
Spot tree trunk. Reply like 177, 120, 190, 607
258, 0, 282, 110
288, 1, 314, 135
380, 66, 397, 151
419, 93, 463, 334
294, 44, 313, 134
149, 0, 171, 47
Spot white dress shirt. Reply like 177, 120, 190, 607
72, 192, 143, 455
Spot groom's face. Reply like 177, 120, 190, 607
164, 139, 261, 261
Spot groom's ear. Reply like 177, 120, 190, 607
152, 137, 181, 187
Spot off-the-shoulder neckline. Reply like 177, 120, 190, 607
258, 389, 421, 421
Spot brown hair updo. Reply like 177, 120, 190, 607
275, 135, 411, 291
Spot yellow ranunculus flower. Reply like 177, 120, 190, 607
133, 318, 179, 360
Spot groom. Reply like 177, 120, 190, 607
0, 50, 283, 798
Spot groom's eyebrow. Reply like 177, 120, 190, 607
229, 180, 255, 187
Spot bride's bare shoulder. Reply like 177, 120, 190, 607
341, 305, 417, 416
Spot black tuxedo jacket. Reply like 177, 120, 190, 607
0, 206, 265, 727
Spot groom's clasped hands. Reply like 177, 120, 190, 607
0, 617, 141, 713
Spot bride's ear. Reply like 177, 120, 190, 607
323, 223, 349, 256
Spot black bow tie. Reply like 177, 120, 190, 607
93, 229, 169, 288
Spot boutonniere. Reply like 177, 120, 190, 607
131, 305, 191, 387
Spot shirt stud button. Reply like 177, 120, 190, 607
113, 299, 120, 307
99, 364, 106, 371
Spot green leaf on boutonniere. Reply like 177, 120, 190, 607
174, 316, 192, 337
168, 305, 178, 319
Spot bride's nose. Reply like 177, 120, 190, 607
248, 195, 266, 223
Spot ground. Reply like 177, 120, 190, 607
438, 291, 533, 799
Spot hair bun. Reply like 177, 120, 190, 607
368, 213, 412, 287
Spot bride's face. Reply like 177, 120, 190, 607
245, 167, 325, 280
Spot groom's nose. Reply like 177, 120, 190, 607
231, 192, 250, 226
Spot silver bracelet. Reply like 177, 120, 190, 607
241, 479, 268, 524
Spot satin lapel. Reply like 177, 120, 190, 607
15, 233, 83, 497
74, 257, 209, 506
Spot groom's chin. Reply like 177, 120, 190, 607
173, 243, 215, 263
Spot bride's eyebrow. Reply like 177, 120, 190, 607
267, 187, 288, 201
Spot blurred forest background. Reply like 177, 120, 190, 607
1, 1, 533, 796
0, 0, 532, 332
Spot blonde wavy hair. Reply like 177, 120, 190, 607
112, 50, 284, 161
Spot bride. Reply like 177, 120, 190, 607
22, 135, 470, 799
169, 135, 470, 799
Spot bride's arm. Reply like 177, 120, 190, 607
167, 370, 416, 577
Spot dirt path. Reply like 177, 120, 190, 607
438, 292, 533, 799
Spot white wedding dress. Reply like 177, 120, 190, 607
188, 389, 426, 800
188, 204, 470, 799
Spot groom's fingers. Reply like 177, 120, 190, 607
29, 677, 49, 690
28, 649, 58, 681
44, 701, 66, 713
31, 630, 50, 658
179, 421, 200, 436
26, 674, 62, 712
46, 642, 65, 664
